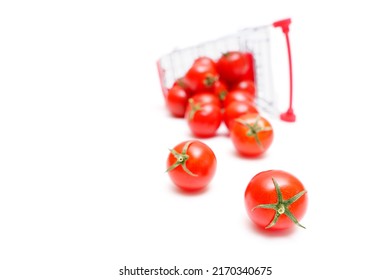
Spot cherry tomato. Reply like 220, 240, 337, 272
185, 99, 222, 138
191, 92, 221, 108
216, 51, 250, 84
223, 101, 259, 130
230, 113, 273, 157
223, 89, 255, 108
232, 80, 256, 98
165, 85, 189, 118
166, 140, 217, 191
184, 56, 219, 93
244, 170, 308, 230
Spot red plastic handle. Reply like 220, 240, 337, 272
273, 18, 296, 122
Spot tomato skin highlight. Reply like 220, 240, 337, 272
166, 140, 217, 191
244, 170, 308, 230
230, 113, 273, 157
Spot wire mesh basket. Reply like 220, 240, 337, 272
157, 18, 295, 121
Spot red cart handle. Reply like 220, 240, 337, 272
273, 18, 296, 122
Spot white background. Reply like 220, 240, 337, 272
1, 1, 389, 279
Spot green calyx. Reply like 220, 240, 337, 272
166, 141, 197, 177
252, 178, 307, 229
203, 75, 217, 87
218, 90, 227, 101
235, 116, 272, 149
188, 98, 202, 121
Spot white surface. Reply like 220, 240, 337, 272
1, 1, 389, 279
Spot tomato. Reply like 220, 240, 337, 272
191, 92, 221, 108
230, 113, 273, 157
165, 84, 190, 118
193, 56, 217, 69
223, 89, 255, 108
184, 56, 219, 93
216, 51, 250, 84
223, 101, 259, 130
232, 80, 256, 98
185, 98, 222, 138
166, 140, 217, 191
244, 170, 308, 230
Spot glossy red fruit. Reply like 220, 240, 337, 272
230, 113, 273, 157
166, 140, 217, 192
245, 170, 308, 230
165, 85, 190, 118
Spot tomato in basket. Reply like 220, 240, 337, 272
184, 56, 219, 93
216, 51, 251, 85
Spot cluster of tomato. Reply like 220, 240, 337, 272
165, 51, 274, 157
164, 51, 307, 231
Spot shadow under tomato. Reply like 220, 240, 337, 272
245, 219, 297, 238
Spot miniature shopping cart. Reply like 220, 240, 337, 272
157, 18, 296, 122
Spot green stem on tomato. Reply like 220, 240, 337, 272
252, 177, 306, 229
166, 141, 198, 177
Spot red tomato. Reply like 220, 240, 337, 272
223, 89, 255, 108
232, 80, 256, 98
184, 56, 219, 93
185, 99, 222, 138
216, 51, 250, 84
166, 140, 217, 191
165, 85, 189, 118
191, 92, 221, 108
223, 101, 259, 130
230, 113, 273, 157
245, 170, 308, 230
